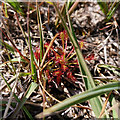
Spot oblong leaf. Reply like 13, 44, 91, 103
35, 82, 120, 119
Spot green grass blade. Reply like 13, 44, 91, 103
66, 0, 75, 9
98, 64, 120, 76
15, 13, 29, 46
53, 2, 106, 117
10, 82, 38, 119
0, 39, 15, 53
0, 72, 32, 93
27, 3, 37, 82
54, 0, 76, 29
68, 8, 105, 118
35, 82, 120, 118
36, 4, 44, 63
107, 2, 120, 20
0, 58, 27, 68
97, 1, 108, 16
19, 72, 32, 76
4, 3, 9, 18
98, 1, 120, 21
0, 73, 34, 120
4, 0, 25, 16
110, 94, 119, 118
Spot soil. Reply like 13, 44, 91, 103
0, 2, 120, 120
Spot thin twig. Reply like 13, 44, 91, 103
99, 91, 112, 118
15, 13, 29, 47
100, 102, 120, 118
40, 33, 59, 68
38, 76, 61, 103
68, 0, 79, 15
0, 25, 30, 63
3, 57, 21, 118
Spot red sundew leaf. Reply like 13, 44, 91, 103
55, 59, 61, 64
53, 70, 63, 85
55, 55, 67, 66
53, 51, 60, 60
61, 64, 68, 72
67, 71, 72, 78
53, 51, 65, 65
34, 53, 38, 60
56, 76, 61, 85
45, 70, 51, 79
85, 54, 94, 61
63, 30, 68, 41
45, 69, 52, 83
55, 56, 61, 64
34, 48, 40, 61
65, 37, 68, 50
44, 43, 53, 59
71, 59, 79, 65
79, 40, 84, 49
44, 43, 53, 49
59, 30, 68, 41
53, 70, 63, 76
59, 55, 65, 63
71, 76, 77, 82
59, 30, 69, 57
66, 47, 74, 59
57, 47, 64, 55
67, 71, 77, 82
60, 31, 65, 41
70, 65, 79, 68
60, 32, 65, 58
